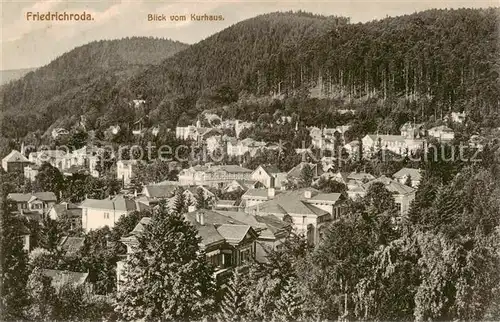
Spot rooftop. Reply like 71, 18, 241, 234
8, 192, 57, 203
2, 150, 29, 163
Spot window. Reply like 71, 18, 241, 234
240, 249, 251, 263
104, 212, 110, 219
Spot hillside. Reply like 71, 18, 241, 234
121, 8, 499, 128
0, 68, 37, 86
0, 37, 188, 139
1, 9, 499, 141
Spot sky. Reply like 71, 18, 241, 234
1, 0, 497, 70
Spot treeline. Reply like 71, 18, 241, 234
124, 8, 499, 128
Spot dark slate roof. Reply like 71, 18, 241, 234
59, 236, 85, 254
51, 203, 82, 218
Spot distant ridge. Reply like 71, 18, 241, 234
0, 68, 37, 86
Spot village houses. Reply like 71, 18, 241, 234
242, 187, 346, 245
251, 165, 287, 189
7, 192, 57, 220
178, 164, 252, 188
117, 210, 259, 291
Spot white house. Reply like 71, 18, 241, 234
178, 164, 252, 188
116, 160, 139, 187
7, 192, 57, 219
361, 134, 425, 155
428, 125, 455, 142
244, 188, 345, 245
2, 150, 30, 173
364, 176, 416, 216
392, 168, 422, 188
251, 165, 287, 189
79, 195, 150, 232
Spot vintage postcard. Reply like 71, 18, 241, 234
1, 0, 499, 321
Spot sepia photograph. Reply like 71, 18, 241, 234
1, 0, 499, 321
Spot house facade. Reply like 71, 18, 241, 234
27, 147, 99, 178
251, 165, 287, 189
392, 168, 422, 188
2, 150, 31, 173
80, 195, 150, 232
362, 134, 425, 156
7, 192, 57, 218
117, 210, 258, 291
178, 164, 252, 187
244, 188, 346, 245
428, 125, 455, 141
116, 160, 139, 187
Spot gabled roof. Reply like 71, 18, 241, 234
184, 210, 253, 247
143, 184, 177, 199
50, 203, 82, 218
364, 176, 416, 195
287, 162, 321, 179
392, 168, 422, 181
246, 188, 338, 217
41, 269, 88, 288
130, 217, 152, 236
80, 195, 144, 212
216, 225, 253, 243
214, 210, 290, 239
8, 192, 57, 203
59, 236, 85, 254
255, 165, 281, 177
184, 186, 215, 197
242, 188, 277, 199
231, 179, 259, 190
3, 150, 29, 163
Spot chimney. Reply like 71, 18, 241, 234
268, 188, 275, 199
200, 211, 205, 226
304, 190, 312, 199
134, 189, 138, 197
65, 203, 69, 210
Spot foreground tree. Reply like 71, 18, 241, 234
115, 205, 216, 320
0, 197, 29, 320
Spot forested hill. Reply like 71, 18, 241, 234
0, 37, 188, 139
1, 9, 499, 141
121, 8, 499, 128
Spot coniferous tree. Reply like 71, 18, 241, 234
173, 187, 187, 214
25, 267, 57, 321
195, 188, 210, 210
218, 266, 249, 322
0, 197, 30, 320
272, 277, 306, 322
116, 205, 216, 320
